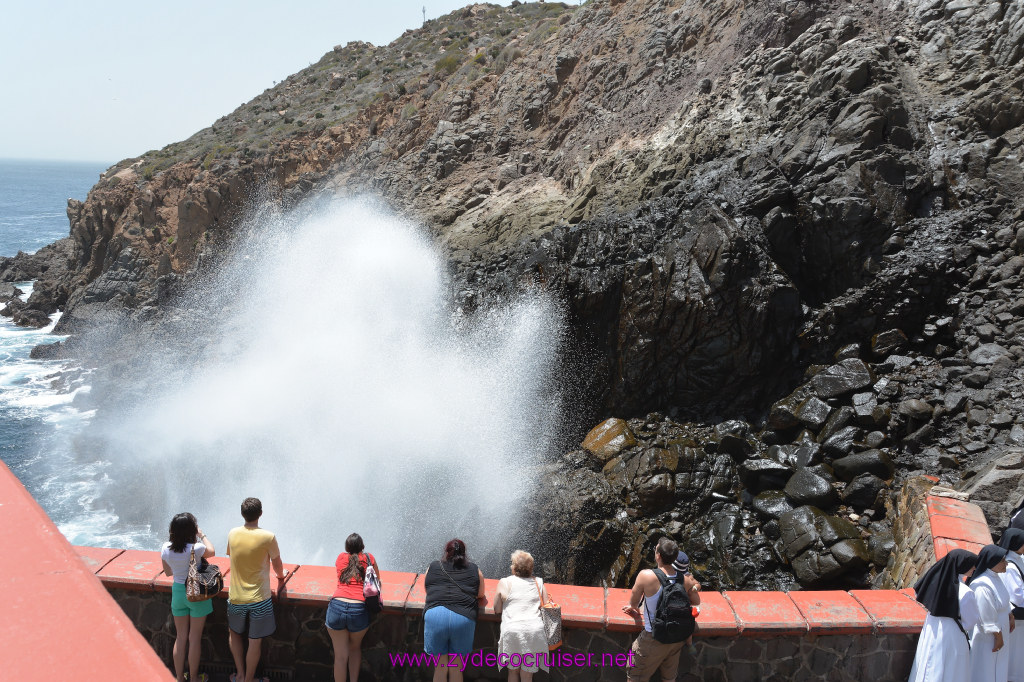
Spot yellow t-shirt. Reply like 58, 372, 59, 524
227, 526, 280, 604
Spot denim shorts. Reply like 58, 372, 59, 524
424, 605, 475, 655
326, 598, 369, 632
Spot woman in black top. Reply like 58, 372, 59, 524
423, 538, 487, 682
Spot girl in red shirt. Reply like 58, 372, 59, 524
326, 533, 380, 682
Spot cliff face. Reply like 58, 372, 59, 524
6, 0, 1024, 588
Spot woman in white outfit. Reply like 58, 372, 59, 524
493, 550, 549, 681
999, 529, 1024, 682
970, 544, 1014, 682
909, 549, 979, 682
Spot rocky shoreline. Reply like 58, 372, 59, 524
3, 0, 1023, 589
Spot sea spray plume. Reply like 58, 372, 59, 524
82, 198, 567, 571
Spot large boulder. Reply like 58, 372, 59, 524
767, 442, 822, 468
832, 450, 895, 482
739, 458, 793, 493
969, 344, 1011, 366
714, 420, 756, 459
751, 490, 796, 520
0, 283, 22, 302
12, 308, 50, 328
810, 359, 874, 399
582, 418, 637, 463
778, 505, 867, 587
784, 467, 839, 508
842, 473, 886, 510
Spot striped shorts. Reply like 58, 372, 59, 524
227, 598, 276, 639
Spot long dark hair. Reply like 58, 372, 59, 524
340, 533, 366, 582
168, 512, 198, 553
444, 538, 468, 570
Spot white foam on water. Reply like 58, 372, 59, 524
0, 292, 127, 546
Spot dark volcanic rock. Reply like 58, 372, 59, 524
739, 457, 793, 493
12, 308, 50, 328
784, 467, 839, 508
778, 505, 866, 587
832, 450, 895, 482
1, 299, 26, 317
0, 237, 72, 284
963, 450, 1024, 527
842, 473, 886, 510
767, 443, 821, 468
822, 425, 863, 458
714, 420, 756, 459
871, 329, 907, 357
0, 283, 22, 301
898, 399, 933, 421
751, 490, 795, 520
796, 397, 832, 430
811, 359, 874, 399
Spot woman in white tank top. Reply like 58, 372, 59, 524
493, 550, 550, 680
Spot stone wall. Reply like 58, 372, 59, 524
106, 587, 917, 682
80, 545, 930, 682
882, 477, 938, 589
72, 489, 993, 681
882, 477, 992, 589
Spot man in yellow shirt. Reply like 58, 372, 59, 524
226, 497, 287, 682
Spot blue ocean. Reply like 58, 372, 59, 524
0, 159, 153, 547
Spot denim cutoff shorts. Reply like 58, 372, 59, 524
326, 598, 369, 632
424, 605, 475, 655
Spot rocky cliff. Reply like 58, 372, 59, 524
5, 0, 1024, 589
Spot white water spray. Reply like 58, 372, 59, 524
89, 199, 565, 570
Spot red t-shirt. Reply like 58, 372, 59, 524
333, 552, 375, 600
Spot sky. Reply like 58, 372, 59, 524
0, 0, 513, 164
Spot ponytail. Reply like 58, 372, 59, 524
444, 538, 468, 570
340, 533, 366, 582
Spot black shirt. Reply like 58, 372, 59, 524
424, 560, 480, 621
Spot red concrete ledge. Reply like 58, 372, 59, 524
789, 591, 874, 635
926, 494, 993, 560
81, 547, 933, 636
546, 582, 605, 630
849, 590, 925, 633
690, 590, 741, 636
78, 546, 940, 638
75, 546, 124, 573
724, 590, 807, 636
0, 462, 172, 680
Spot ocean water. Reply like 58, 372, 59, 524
0, 159, 153, 548
0, 159, 108, 256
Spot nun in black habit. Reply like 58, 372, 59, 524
908, 548, 979, 682
969, 544, 1013, 682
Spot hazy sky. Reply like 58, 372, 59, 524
0, 1, 511, 164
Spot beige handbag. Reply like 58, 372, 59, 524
534, 578, 562, 650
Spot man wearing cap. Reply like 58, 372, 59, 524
622, 538, 701, 682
